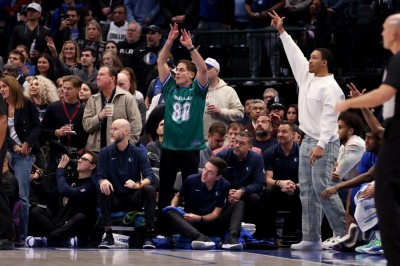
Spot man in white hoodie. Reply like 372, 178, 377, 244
269, 10, 346, 250
322, 111, 365, 249
203, 58, 244, 138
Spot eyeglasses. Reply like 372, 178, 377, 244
79, 156, 94, 164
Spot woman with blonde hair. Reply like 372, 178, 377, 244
85, 20, 103, 42
59, 41, 81, 69
24, 75, 59, 121
0, 76, 41, 243
120, 67, 144, 100
102, 50, 123, 72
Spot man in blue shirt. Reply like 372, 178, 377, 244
165, 157, 244, 250
96, 119, 157, 249
263, 120, 301, 245
216, 131, 265, 238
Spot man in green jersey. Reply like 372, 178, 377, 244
157, 23, 209, 216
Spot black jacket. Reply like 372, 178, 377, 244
6, 98, 41, 154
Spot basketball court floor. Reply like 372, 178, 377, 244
0, 247, 387, 265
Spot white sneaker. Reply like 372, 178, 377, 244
322, 236, 342, 250
191, 240, 215, 250
291, 240, 322, 251
338, 223, 359, 248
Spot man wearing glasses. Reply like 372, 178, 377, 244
26, 151, 98, 248
215, 130, 266, 241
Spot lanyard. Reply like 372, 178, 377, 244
61, 99, 81, 147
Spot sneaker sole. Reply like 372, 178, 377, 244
191, 241, 215, 250
343, 224, 359, 248
98, 244, 116, 249
291, 244, 322, 251
222, 243, 243, 250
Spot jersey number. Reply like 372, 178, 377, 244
172, 102, 191, 122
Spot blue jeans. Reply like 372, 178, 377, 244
11, 152, 33, 241
299, 135, 346, 241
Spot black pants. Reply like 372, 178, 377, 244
0, 148, 13, 240
0, 185, 13, 240
29, 206, 89, 242
158, 148, 200, 210
98, 185, 157, 231
375, 127, 400, 266
262, 186, 301, 238
165, 201, 244, 239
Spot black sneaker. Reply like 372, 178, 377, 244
0, 239, 14, 250
222, 236, 243, 250
143, 238, 155, 249
98, 232, 115, 249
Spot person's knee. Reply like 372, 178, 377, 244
142, 185, 157, 198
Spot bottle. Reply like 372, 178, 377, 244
30, 39, 36, 53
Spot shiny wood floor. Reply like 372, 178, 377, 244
0, 248, 387, 265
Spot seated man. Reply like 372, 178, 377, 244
165, 157, 244, 250
97, 119, 157, 249
199, 122, 226, 168
146, 119, 164, 168
263, 121, 301, 245
27, 152, 98, 248
215, 131, 265, 240
212, 122, 262, 156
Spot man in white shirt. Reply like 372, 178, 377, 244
269, 10, 346, 250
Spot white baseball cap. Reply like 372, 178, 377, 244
205, 58, 220, 71
27, 3, 42, 13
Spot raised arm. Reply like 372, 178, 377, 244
346, 83, 385, 138
157, 23, 179, 83
180, 28, 208, 86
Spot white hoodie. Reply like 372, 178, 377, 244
203, 78, 244, 137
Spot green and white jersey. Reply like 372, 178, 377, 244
161, 73, 208, 151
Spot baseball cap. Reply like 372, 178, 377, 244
268, 96, 287, 111
27, 3, 42, 13
144, 25, 162, 34
204, 58, 220, 71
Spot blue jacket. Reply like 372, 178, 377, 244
96, 143, 156, 194
216, 148, 265, 195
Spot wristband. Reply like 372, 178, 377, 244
188, 46, 195, 52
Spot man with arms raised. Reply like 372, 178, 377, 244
157, 23, 209, 219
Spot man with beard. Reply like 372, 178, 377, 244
216, 131, 265, 239
245, 99, 267, 137
262, 121, 301, 247
253, 115, 277, 153
96, 119, 157, 249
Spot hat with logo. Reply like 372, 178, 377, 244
204, 57, 220, 71
268, 96, 287, 111
144, 25, 162, 34
27, 3, 42, 13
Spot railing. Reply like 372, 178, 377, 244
192, 25, 388, 85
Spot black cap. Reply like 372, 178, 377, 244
268, 96, 287, 111
144, 25, 162, 34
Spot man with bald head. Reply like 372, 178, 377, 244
96, 119, 157, 249
335, 14, 400, 264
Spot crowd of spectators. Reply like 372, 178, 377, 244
0, 0, 397, 259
